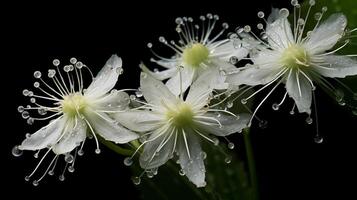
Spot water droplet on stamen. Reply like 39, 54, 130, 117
243, 25, 251, 32
229, 56, 238, 65
53, 59, 60, 66
179, 169, 186, 176
314, 12, 322, 20
314, 135, 323, 144
305, 116, 313, 125
68, 166, 75, 173
257, 23, 264, 30
213, 138, 219, 146
200, 151, 207, 159
22, 111, 30, 119
64, 154, 74, 163
135, 90, 143, 98
222, 23, 229, 29
123, 157, 133, 166
224, 156, 232, 164
70, 57, 77, 64
257, 11, 265, 18
48, 69, 56, 78
309, 0, 316, 6
32, 180, 39, 186
279, 8, 290, 18
17, 106, 25, 113
30, 98, 36, 103
132, 176, 141, 185
25, 176, 30, 181
75, 62, 83, 69
78, 149, 84, 156
27, 117, 34, 125
297, 18, 305, 25
289, 110, 295, 115
322, 6, 328, 13
48, 171, 54, 176
291, 0, 299, 6
241, 99, 247, 104
59, 175, 65, 181
95, 149, 101, 154
33, 71, 42, 79
12, 145, 23, 157
33, 82, 40, 88
272, 103, 280, 111
227, 142, 235, 149
226, 101, 234, 108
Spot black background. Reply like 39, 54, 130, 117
3, 0, 356, 199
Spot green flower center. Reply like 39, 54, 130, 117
182, 43, 210, 68
61, 93, 88, 117
166, 103, 194, 128
280, 44, 310, 69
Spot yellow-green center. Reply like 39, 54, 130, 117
166, 103, 194, 128
61, 93, 88, 117
182, 43, 210, 67
280, 44, 310, 69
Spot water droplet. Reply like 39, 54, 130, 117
257, 23, 264, 30
32, 180, 39, 186
75, 62, 83, 69
17, 106, 25, 113
22, 89, 29, 96
95, 148, 101, 154
338, 100, 346, 106
229, 56, 238, 65
222, 23, 229, 29
59, 175, 65, 181
272, 103, 280, 111
135, 90, 143, 98
68, 166, 75, 173
213, 138, 219, 146
305, 116, 313, 125
48, 69, 56, 78
226, 101, 234, 108
64, 154, 74, 163
123, 157, 133, 166
78, 149, 84, 156
38, 108, 47, 115
241, 98, 247, 104
48, 171, 54, 176
289, 110, 295, 115
12, 145, 23, 157
27, 117, 34, 125
25, 176, 30, 181
34, 151, 39, 158
146, 171, 154, 178
314, 135, 323, 144
132, 176, 141, 185
227, 142, 235, 149
258, 120, 268, 129
175, 17, 183, 25
70, 57, 77, 64
179, 169, 186, 176
141, 73, 147, 79
243, 25, 251, 32
116, 67, 123, 75
321, 6, 328, 13
297, 18, 305, 25
291, 0, 298, 6
63, 65, 71, 72
224, 156, 232, 164
53, 59, 60, 66
279, 8, 290, 18
314, 12, 322, 20
22, 111, 30, 119
33, 82, 40, 88
33, 71, 42, 79
309, 0, 316, 6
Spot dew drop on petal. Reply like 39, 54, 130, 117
12, 145, 23, 157
132, 176, 141, 185
123, 157, 133, 166
314, 135, 323, 144
227, 142, 235, 150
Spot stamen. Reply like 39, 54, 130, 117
182, 129, 191, 159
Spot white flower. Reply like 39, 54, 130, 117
114, 68, 250, 187
142, 14, 249, 96
226, 2, 357, 120
14, 55, 138, 185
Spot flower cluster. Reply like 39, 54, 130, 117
13, 0, 357, 188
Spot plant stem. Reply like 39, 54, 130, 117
243, 129, 259, 200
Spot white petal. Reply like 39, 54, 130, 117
140, 72, 178, 106
186, 66, 219, 109
52, 117, 86, 155
208, 60, 238, 90
226, 65, 283, 86
286, 69, 312, 114
209, 39, 249, 60
139, 127, 175, 169
305, 14, 347, 54
152, 58, 179, 69
196, 113, 250, 136
94, 91, 130, 111
140, 63, 178, 80
266, 17, 294, 49
178, 132, 206, 187
85, 55, 123, 98
165, 66, 195, 96
113, 110, 163, 132
84, 110, 138, 144
313, 55, 357, 78
19, 117, 66, 151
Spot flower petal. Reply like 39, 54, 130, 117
186, 66, 219, 109
84, 110, 138, 144
19, 117, 66, 151
165, 66, 195, 96
305, 14, 347, 54
266, 16, 294, 49
140, 63, 177, 80
178, 131, 206, 187
313, 55, 357, 78
94, 91, 130, 111
52, 117, 87, 155
85, 55, 123, 98
226, 65, 283, 86
286, 69, 312, 114
140, 72, 178, 106
139, 126, 175, 169
196, 113, 250, 136
209, 39, 249, 60
113, 110, 163, 132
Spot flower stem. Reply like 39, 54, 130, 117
243, 129, 259, 200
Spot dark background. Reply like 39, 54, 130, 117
3, 0, 356, 199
